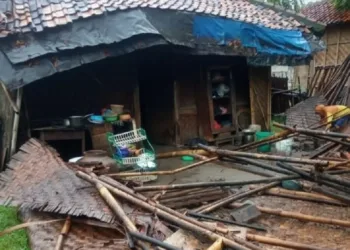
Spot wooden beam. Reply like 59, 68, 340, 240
10, 88, 23, 156
0, 81, 19, 113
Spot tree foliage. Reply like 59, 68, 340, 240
267, 0, 304, 12
332, 0, 350, 10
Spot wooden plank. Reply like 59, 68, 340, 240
133, 84, 141, 128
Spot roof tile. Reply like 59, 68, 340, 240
302, 0, 350, 25
0, 0, 309, 37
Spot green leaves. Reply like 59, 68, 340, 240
331, 0, 350, 10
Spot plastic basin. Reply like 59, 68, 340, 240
256, 131, 274, 153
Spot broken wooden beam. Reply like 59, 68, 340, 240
198, 144, 329, 166
133, 175, 298, 192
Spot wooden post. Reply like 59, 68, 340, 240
10, 88, 23, 156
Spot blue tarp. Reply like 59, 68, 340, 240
193, 15, 311, 57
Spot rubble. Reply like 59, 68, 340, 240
0, 136, 350, 250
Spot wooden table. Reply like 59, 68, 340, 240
34, 127, 86, 154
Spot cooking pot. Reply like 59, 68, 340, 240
65, 114, 92, 128
242, 129, 255, 144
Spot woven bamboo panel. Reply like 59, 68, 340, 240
249, 67, 271, 130
338, 43, 350, 65
339, 26, 350, 43
326, 28, 339, 45
0, 139, 115, 223
326, 45, 337, 66
20, 210, 129, 250
314, 51, 326, 67
286, 95, 327, 128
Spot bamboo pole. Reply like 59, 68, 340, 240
207, 238, 223, 250
187, 211, 266, 231
229, 202, 350, 228
198, 144, 329, 166
94, 181, 148, 249
196, 182, 280, 214
276, 162, 350, 194
106, 157, 218, 177
246, 234, 331, 250
97, 175, 225, 234
76, 172, 255, 250
274, 122, 350, 139
230, 157, 294, 175
265, 188, 345, 206
54, 216, 71, 250
156, 150, 210, 159
129, 231, 180, 250
133, 175, 298, 192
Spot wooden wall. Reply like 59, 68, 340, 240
249, 66, 271, 131
314, 24, 350, 67
0, 87, 14, 170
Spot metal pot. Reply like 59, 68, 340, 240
243, 129, 255, 144
67, 114, 92, 128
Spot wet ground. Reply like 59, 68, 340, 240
147, 145, 350, 250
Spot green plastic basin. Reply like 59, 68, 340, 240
256, 131, 274, 153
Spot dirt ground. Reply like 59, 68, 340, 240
151, 146, 350, 250
248, 196, 350, 249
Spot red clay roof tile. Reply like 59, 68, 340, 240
0, 0, 307, 37
302, 0, 350, 25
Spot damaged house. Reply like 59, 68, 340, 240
0, 0, 324, 164
2, 1, 350, 250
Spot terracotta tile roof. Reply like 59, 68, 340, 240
302, 0, 350, 25
0, 0, 306, 37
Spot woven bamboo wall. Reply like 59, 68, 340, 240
314, 24, 350, 67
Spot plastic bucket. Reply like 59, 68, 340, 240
256, 131, 274, 153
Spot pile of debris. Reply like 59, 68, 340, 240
308, 53, 350, 105
0, 136, 350, 250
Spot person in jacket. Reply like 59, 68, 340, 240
315, 104, 350, 131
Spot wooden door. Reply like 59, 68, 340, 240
174, 76, 199, 145
249, 67, 271, 131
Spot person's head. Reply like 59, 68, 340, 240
315, 104, 325, 116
